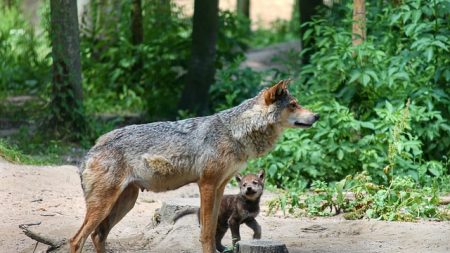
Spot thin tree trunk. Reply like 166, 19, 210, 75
352, 0, 366, 46
131, 0, 143, 82
298, 0, 321, 65
4, 0, 13, 9
49, 0, 85, 135
237, 0, 250, 18
131, 0, 143, 45
96, 0, 122, 42
178, 0, 219, 115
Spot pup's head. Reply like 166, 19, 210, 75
262, 80, 319, 129
236, 170, 265, 201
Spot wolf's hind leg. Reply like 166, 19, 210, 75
70, 183, 123, 253
91, 184, 139, 252
215, 225, 228, 252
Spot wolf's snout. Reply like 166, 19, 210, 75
314, 114, 320, 121
247, 187, 252, 191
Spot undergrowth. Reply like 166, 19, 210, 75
267, 172, 450, 221
0, 138, 63, 165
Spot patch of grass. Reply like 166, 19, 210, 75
1, 129, 80, 165
0, 139, 40, 164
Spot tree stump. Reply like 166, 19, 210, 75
236, 240, 289, 253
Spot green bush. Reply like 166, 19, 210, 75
210, 58, 275, 112
0, 4, 50, 96
246, 0, 449, 199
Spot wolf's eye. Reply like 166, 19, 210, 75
243, 183, 247, 187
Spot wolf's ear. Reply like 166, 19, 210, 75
257, 170, 265, 182
264, 80, 289, 105
235, 174, 242, 183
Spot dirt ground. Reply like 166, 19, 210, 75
1, 158, 449, 253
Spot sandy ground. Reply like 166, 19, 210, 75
1, 158, 449, 253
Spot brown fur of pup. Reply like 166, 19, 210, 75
173, 171, 265, 252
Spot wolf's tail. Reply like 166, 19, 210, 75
172, 207, 199, 224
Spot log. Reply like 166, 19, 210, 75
236, 240, 289, 253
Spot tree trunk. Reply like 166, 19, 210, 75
3, 0, 13, 9
49, 0, 85, 136
352, 0, 366, 46
131, 0, 143, 83
131, 0, 143, 45
237, 0, 250, 18
178, 0, 219, 115
298, 0, 321, 65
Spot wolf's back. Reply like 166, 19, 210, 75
77, 117, 218, 197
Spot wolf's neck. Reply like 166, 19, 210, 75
218, 99, 282, 159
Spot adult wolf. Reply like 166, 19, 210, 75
70, 80, 319, 253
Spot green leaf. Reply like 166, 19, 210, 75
303, 29, 313, 41
268, 164, 277, 177
337, 149, 344, 160
428, 166, 442, 177
425, 47, 433, 62
360, 121, 375, 129
432, 40, 448, 51
349, 71, 361, 83
361, 73, 370, 86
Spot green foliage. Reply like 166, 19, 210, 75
268, 172, 450, 221
244, 0, 450, 220
0, 138, 34, 163
80, 2, 190, 118
250, 19, 299, 48
210, 58, 273, 112
0, 4, 51, 96
81, 4, 251, 119
248, 0, 449, 191
216, 11, 251, 65
0, 137, 63, 165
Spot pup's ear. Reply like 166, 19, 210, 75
264, 80, 289, 105
257, 170, 265, 182
235, 174, 242, 183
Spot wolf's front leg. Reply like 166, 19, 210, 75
245, 218, 261, 239
199, 181, 221, 253
228, 217, 241, 247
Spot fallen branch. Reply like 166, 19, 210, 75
19, 224, 66, 250
19, 222, 41, 227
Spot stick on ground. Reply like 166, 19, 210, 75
19, 224, 66, 249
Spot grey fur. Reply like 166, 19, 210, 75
79, 87, 312, 196
72, 80, 319, 253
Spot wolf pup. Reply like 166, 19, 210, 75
173, 171, 265, 252
70, 80, 319, 253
